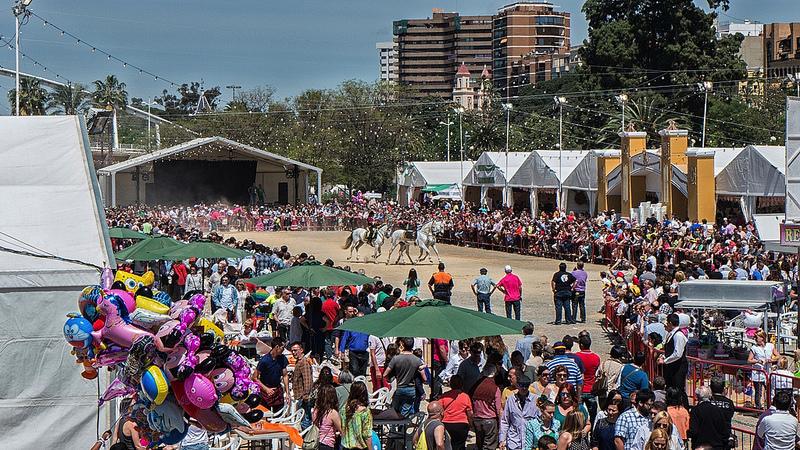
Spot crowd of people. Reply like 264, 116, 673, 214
101, 199, 800, 450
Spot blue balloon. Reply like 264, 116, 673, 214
63, 314, 93, 352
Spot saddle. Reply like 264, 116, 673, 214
404, 230, 417, 240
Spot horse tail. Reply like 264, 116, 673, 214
342, 234, 353, 249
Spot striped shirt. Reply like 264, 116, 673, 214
544, 355, 584, 388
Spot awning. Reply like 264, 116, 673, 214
676, 279, 785, 311
422, 184, 454, 193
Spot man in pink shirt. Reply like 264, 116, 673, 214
494, 265, 523, 320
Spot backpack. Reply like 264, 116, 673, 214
301, 424, 320, 450
414, 427, 429, 450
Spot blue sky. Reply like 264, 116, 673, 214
0, 0, 796, 107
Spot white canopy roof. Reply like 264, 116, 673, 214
509, 150, 597, 191
463, 151, 531, 187
607, 151, 689, 196
98, 136, 322, 175
715, 145, 785, 197
0, 116, 113, 449
398, 160, 474, 188
676, 279, 785, 310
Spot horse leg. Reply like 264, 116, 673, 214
405, 244, 414, 265
386, 243, 396, 265
431, 242, 441, 262
347, 235, 354, 260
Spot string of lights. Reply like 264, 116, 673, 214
0, 32, 72, 84
28, 10, 181, 87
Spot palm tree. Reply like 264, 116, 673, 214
599, 96, 682, 148
47, 83, 91, 115
92, 74, 128, 109
8, 78, 49, 116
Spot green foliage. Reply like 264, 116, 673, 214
92, 74, 128, 109
47, 83, 91, 115
8, 77, 49, 115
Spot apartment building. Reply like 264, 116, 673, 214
376, 41, 398, 83
764, 23, 800, 78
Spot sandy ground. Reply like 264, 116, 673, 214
230, 230, 614, 355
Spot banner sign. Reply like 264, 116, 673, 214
780, 223, 800, 247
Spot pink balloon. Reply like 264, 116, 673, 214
184, 373, 218, 409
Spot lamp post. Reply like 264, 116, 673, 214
226, 85, 242, 102
502, 103, 513, 207
615, 93, 628, 131
554, 96, 566, 208
439, 114, 454, 162
789, 74, 800, 97
12, 0, 33, 116
457, 107, 465, 201
697, 81, 713, 148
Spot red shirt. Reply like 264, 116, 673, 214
321, 299, 340, 331
575, 350, 601, 393
439, 390, 472, 424
173, 262, 188, 285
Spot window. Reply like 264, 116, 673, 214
535, 16, 564, 26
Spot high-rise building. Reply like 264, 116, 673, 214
393, 9, 493, 98
376, 42, 398, 83
763, 23, 800, 78
716, 20, 763, 38
493, 1, 571, 99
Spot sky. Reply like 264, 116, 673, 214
0, 0, 797, 109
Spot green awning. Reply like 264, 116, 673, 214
421, 184, 455, 193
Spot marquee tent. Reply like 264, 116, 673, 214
0, 116, 114, 449
715, 145, 785, 219
396, 160, 473, 205
510, 150, 598, 213
462, 151, 531, 207
97, 136, 322, 206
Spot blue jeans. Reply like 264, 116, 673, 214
300, 399, 313, 430
554, 291, 572, 324
392, 385, 417, 418
181, 444, 209, 450
505, 299, 521, 320
571, 291, 586, 322
477, 293, 492, 313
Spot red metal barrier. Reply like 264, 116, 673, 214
731, 426, 756, 450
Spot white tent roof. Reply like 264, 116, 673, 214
463, 151, 531, 187
398, 160, 474, 188
509, 150, 597, 190
607, 151, 689, 196
715, 145, 785, 197
0, 116, 113, 449
98, 136, 322, 175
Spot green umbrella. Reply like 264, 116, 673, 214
337, 299, 527, 340
108, 227, 150, 240
114, 236, 185, 261
159, 241, 251, 260
249, 263, 376, 288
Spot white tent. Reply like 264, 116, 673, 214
606, 150, 689, 197
396, 160, 473, 205
0, 116, 114, 449
462, 151, 531, 207
715, 145, 785, 219
508, 150, 597, 213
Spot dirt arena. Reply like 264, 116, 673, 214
230, 230, 614, 354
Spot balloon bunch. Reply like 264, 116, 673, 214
63, 268, 263, 447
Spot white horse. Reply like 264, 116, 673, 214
342, 223, 389, 261
386, 220, 444, 264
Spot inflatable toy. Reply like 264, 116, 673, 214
141, 365, 169, 405
78, 286, 103, 322
92, 293, 153, 348
184, 372, 218, 409
136, 295, 171, 315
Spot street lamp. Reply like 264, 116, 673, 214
502, 103, 513, 207
554, 96, 567, 210
142, 98, 161, 151
439, 114, 454, 162
226, 85, 242, 101
456, 106, 465, 201
12, 0, 33, 116
697, 81, 713, 148
615, 93, 629, 131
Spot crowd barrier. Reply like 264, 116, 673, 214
731, 426, 756, 450
603, 302, 800, 415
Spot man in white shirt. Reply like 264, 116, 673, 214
757, 391, 800, 450
271, 288, 295, 340
657, 313, 687, 390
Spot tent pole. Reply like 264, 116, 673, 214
111, 172, 117, 207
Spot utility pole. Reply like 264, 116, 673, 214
554, 96, 567, 209
615, 93, 628, 131
502, 103, 513, 207
13, 0, 33, 116
439, 113, 454, 162
457, 107, 465, 201
226, 85, 242, 101
698, 81, 713, 148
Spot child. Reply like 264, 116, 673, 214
289, 306, 303, 344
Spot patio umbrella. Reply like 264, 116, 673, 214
159, 241, 251, 260
248, 263, 376, 288
108, 227, 150, 240
114, 236, 185, 261
337, 299, 527, 340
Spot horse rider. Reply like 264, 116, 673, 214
366, 211, 378, 245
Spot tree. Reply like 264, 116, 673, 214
47, 83, 91, 115
176, 82, 221, 113
8, 78, 49, 116
92, 74, 128, 109
598, 96, 683, 148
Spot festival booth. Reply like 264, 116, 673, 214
605, 149, 690, 216
97, 136, 323, 207
462, 151, 531, 209
511, 150, 597, 214
714, 145, 786, 220
396, 160, 474, 206
0, 116, 115, 449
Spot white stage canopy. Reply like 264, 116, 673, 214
0, 116, 114, 449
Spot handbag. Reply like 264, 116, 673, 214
592, 368, 608, 397
301, 424, 320, 450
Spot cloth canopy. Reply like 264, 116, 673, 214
714, 145, 785, 197
607, 150, 689, 196
0, 116, 114, 449
248, 263, 376, 288
421, 184, 454, 193
397, 161, 474, 188
675, 280, 785, 311
510, 150, 597, 190
462, 151, 531, 187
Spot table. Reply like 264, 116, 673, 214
234, 428, 291, 450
